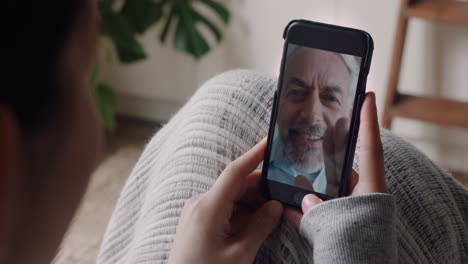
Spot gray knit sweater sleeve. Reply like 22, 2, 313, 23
299, 194, 397, 264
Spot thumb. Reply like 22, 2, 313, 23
235, 200, 283, 259
302, 194, 322, 213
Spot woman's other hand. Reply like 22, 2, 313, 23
168, 139, 283, 264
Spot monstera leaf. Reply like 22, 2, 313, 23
94, 0, 230, 131
160, 0, 230, 58
98, 1, 147, 63
100, 0, 229, 62
121, 0, 165, 34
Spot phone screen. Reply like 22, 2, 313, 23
267, 43, 362, 197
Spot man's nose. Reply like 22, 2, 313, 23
299, 92, 323, 123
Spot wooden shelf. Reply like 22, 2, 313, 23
389, 93, 468, 128
407, 0, 468, 26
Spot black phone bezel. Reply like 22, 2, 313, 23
261, 19, 374, 208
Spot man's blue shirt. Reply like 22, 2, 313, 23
268, 160, 327, 193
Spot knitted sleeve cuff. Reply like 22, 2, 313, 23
299, 193, 397, 264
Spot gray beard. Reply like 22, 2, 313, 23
277, 136, 324, 174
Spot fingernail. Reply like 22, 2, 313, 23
267, 200, 284, 219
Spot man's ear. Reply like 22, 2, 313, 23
0, 104, 20, 257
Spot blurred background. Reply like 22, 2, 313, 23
97, 0, 468, 173
55, 0, 468, 263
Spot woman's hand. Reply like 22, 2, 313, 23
285, 92, 387, 227
168, 139, 284, 264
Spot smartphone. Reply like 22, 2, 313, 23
261, 20, 373, 207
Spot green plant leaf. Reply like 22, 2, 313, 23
93, 82, 117, 131
174, 2, 210, 59
121, 0, 164, 34
159, 4, 176, 43
99, 1, 147, 63
190, 8, 222, 42
173, 17, 189, 52
89, 63, 116, 131
199, 0, 230, 24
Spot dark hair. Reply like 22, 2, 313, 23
2, 0, 84, 130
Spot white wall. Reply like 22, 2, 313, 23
99, 0, 468, 172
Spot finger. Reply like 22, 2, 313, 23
209, 138, 267, 207
295, 175, 314, 191
302, 194, 322, 213
322, 117, 349, 190
334, 117, 350, 174
357, 92, 387, 194
245, 170, 262, 187
241, 170, 268, 205
234, 170, 270, 218
335, 117, 350, 149
229, 208, 253, 235
322, 123, 334, 155
234, 200, 283, 259
283, 207, 303, 229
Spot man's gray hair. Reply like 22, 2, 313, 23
285, 44, 361, 109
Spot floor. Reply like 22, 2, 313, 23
452, 171, 468, 187
52, 116, 468, 263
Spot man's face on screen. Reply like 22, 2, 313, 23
278, 47, 351, 173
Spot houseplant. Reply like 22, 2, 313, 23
91, 0, 230, 131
